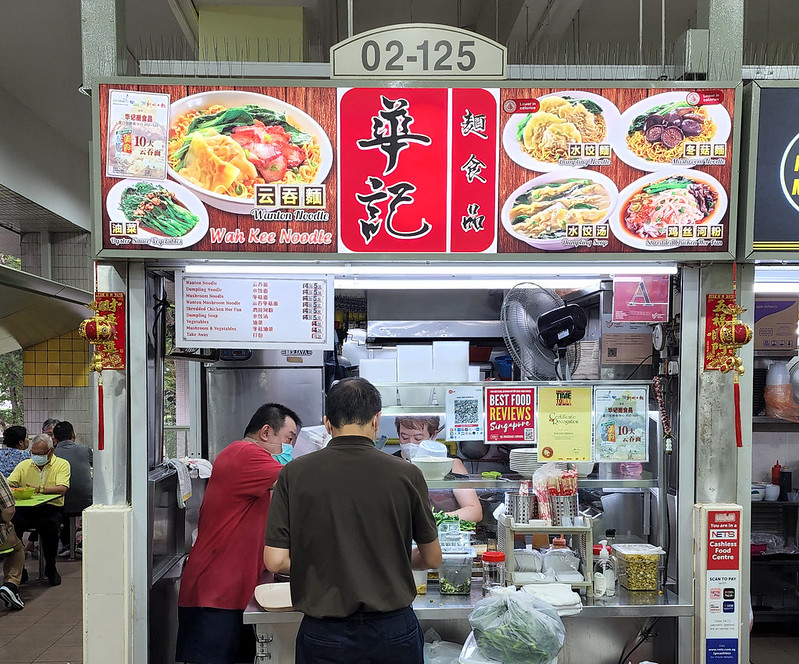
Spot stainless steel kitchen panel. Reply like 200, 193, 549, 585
205, 367, 324, 461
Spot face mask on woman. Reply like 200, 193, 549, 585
272, 443, 293, 465
399, 442, 419, 460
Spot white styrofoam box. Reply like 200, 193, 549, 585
433, 341, 469, 382
397, 345, 433, 406
358, 358, 398, 406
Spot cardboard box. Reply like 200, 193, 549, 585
754, 297, 798, 351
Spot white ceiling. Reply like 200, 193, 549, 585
0, 0, 797, 236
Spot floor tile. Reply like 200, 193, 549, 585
33, 644, 83, 662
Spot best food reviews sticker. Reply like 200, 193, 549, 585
485, 386, 536, 443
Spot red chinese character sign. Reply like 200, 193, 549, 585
338, 88, 497, 252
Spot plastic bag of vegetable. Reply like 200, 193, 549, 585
467, 587, 565, 664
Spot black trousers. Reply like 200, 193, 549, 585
12, 504, 63, 575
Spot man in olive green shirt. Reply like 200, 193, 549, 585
8, 434, 70, 586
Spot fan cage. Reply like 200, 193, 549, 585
500, 282, 581, 380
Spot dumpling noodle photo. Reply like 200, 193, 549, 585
168, 103, 322, 199
517, 96, 607, 163
508, 178, 611, 240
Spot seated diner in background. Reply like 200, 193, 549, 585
0, 426, 30, 478
7, 434, 70, 586
0, 472, 25, 610
394, 416, 483, 524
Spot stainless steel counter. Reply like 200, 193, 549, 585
243, 576, 693, 663
244, 580, 693, 625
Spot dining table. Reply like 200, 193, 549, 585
13, 493, 61, 508
12, 492, 62, 581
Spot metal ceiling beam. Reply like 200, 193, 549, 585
166, 0, 200, 49
506, 0, 586, 53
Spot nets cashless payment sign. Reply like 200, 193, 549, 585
695, 504, 742, 664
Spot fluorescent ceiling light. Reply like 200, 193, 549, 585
183, 262, 677, 278
754, 282, 799, 293
333, 278, 600, 290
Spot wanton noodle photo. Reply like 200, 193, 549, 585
168, 101, 323, 199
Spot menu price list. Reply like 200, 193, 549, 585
180, 276, 329, 347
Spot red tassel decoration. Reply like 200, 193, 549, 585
98, 377, 105, 451
734, 375, 743, 448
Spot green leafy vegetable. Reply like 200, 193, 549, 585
118, 182, 199, 237
516, 113, 532, 142
433, 510, 476, 532
562, 96, 603, 115
643, 175, 692, 195
628, 101, 691, 136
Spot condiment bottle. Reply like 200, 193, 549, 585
481, 551, 506, 595
593, 540, 616, 597
772, 460, 782, 485
780, 467, 793, 501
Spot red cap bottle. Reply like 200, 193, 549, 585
772, 460, 782, 485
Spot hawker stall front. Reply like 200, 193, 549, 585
739, 80, 799, 637
85, 27, 747, 664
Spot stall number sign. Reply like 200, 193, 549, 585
331, 24, 506, 79
705, 509, 740, 664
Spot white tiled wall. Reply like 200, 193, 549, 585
24, 386, 94, 441
51, 232, 92, 290
20, 230, 94, 440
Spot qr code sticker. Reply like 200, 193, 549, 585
524, 428, 535, 441
608, 348, 617, 358
454, 397, 478, 424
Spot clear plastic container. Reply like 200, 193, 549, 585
481, 551, 505, 595
613, 543, 664, 591
439, 553, 473, 595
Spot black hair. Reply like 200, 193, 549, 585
42, 418, 60, 432
2, 426, 27, 449
325, 377, 382, 428
244, 404, 301, 438
53, 421, 75, 443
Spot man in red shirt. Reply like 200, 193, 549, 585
176, 403, 300, 664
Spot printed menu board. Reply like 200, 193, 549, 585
96, 82, 734, 256
175, 273, 333, 349
536, 386, 593, 461
593, 387, 649, 462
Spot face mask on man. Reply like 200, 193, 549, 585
272, 443, 293, 465
31, 454, 49, 467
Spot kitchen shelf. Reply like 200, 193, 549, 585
425, 473, 657, 490
503, 517, 593, 590
752, 416, 799, 432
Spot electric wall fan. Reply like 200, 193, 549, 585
500, 282, 587, 380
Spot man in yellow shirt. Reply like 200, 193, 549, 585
8, 434, 70, 586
